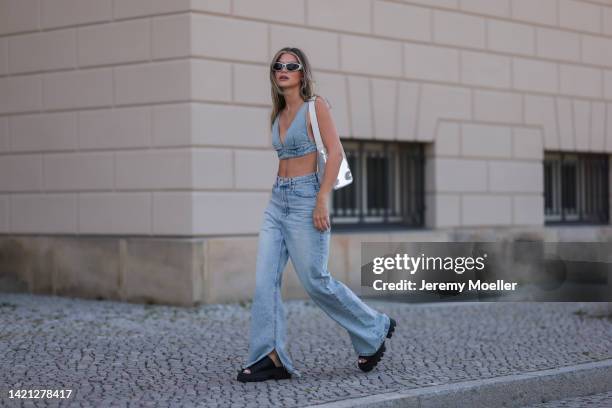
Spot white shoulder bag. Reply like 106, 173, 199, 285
307, 96, 353, 190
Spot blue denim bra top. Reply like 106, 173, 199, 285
272, 101, 318, 160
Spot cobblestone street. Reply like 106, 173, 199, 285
1, 293, 611, 407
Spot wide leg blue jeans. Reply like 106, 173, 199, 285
242, 172, 391, 378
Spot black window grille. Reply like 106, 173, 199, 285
544, 152, 609, 224
330, 140, 425, 230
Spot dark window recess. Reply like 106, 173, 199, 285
544, 152, 609, 224
330, 140, 425, 230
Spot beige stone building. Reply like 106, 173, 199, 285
1, 0, 611, 305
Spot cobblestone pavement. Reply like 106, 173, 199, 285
0, 293, 611, 407
522, 391, 612, 407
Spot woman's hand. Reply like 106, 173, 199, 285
313, 196, 330, 232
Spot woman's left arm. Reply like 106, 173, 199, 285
313, 96, 343, 231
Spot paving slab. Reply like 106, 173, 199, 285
0, 293, 611, 407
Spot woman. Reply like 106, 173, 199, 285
237, 47, 396, 382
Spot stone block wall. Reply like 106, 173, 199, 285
1, 0, 611, 304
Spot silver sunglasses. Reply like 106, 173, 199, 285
272, 62, 303, 72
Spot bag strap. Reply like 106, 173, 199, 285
308, 96, 349, 162
308, 96, 325, 152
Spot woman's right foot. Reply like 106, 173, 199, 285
236, 355, 292, 383
241, 351, 281, 375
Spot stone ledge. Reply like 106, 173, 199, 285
1, 225, 611, 306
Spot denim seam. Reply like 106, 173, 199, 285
275, 231, 298, 374
318, 230, 384, 356
318, 230, 372, 349
244, 220, 283, 371
273, 236, 283, 367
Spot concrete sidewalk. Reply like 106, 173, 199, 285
0, 293, 611, 407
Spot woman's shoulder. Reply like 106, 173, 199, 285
309, 94, 331, 108
309, 95, 332, 118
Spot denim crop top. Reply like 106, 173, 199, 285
272, 101, 318, 159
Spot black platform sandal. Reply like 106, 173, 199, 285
358, 317, 396, 372
236, 355, 292, 383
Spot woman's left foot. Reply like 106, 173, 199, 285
358, 317, 396, 372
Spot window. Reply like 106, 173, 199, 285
544, 152, 609, 224
330, 140, 425, 230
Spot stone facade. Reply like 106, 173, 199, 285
0, 0, 611, 305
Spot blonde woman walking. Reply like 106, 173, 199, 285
237, 47, 396, 382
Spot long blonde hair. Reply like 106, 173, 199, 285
269, 47, 329, 129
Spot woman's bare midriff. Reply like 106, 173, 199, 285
277, 151, 317, 178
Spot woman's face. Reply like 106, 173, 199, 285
273, 53, 303, 90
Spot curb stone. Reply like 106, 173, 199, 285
305, 359, 612, 408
